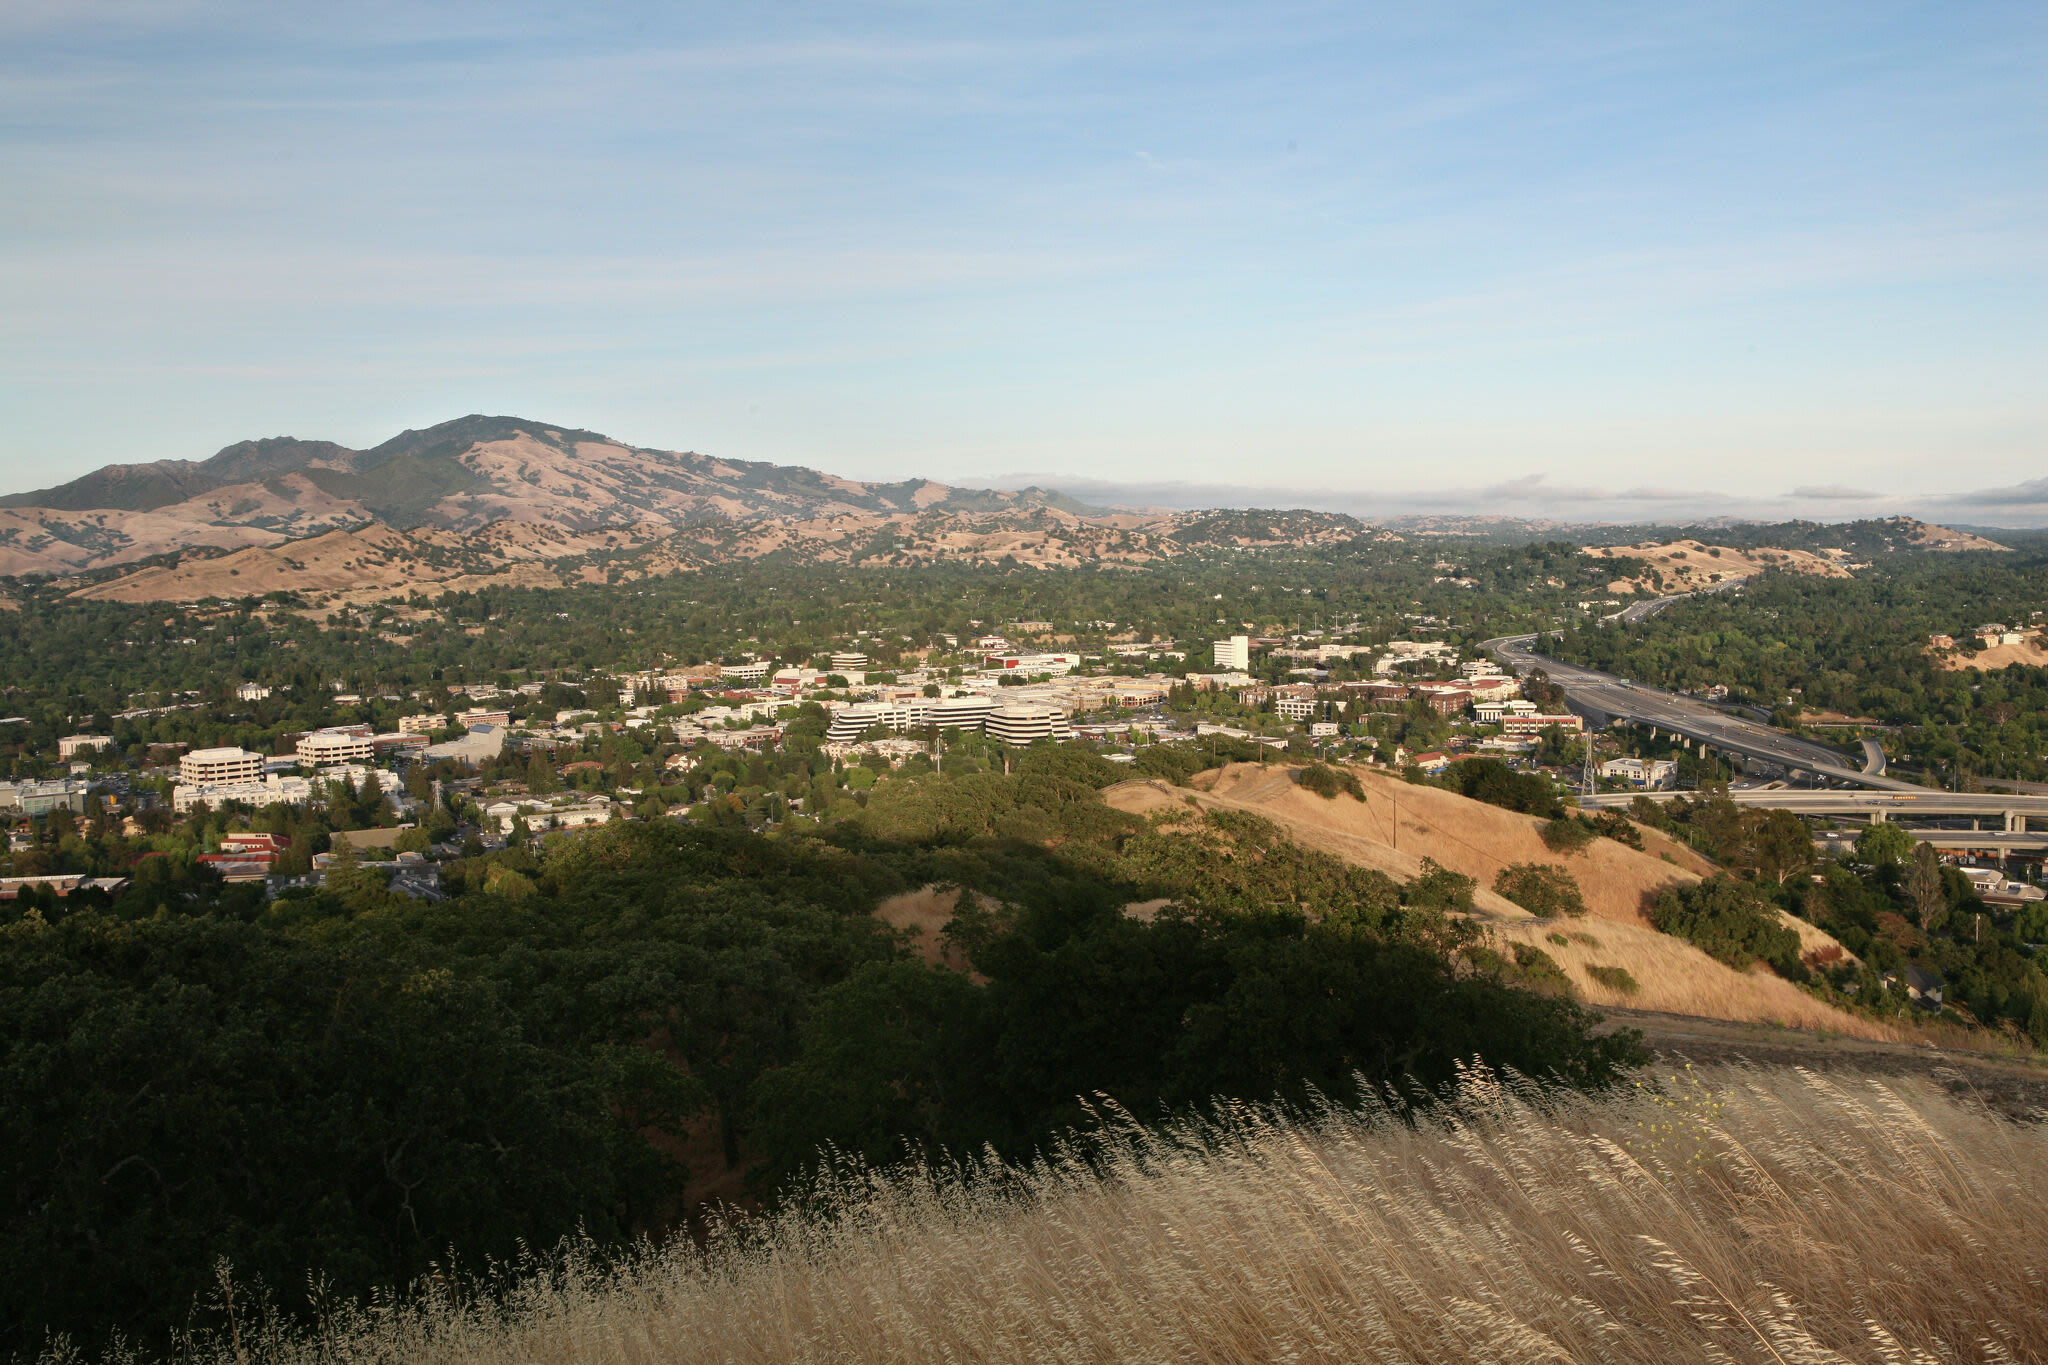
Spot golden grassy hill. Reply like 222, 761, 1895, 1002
1581, 539, 1852, 594
1934, 635, 2048, 672
193, 1066, 2046, 1364
1103, 763, 1881, 1038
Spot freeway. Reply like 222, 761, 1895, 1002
1579, 788, 2048, 827
1602, 575, 1748, 625
1483, 632, 1921, 790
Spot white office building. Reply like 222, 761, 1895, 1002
57, 734, 114, 760
984, 703, 1075, 747
824, 696, 997, 743
180, 746, 266, 786
1213, 635, 1251, 671
173, 774, 315, 813
297, 728, 377, 767
1600, 757, 1679, 787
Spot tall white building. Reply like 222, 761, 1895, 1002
1213, 635, 1251, 671
180, 746, 265, 786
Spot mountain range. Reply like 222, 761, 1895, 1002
2, 416, 2005, 606
0, 416, 1378, 601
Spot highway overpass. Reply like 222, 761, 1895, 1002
1580, 788, 2048, 829
1484, 632, 1919, 791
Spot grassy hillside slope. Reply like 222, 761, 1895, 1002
1105, 763, 1882, 1038
157, 1066, 2045, 1365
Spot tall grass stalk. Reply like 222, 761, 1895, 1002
147, 1066, 2046, 1364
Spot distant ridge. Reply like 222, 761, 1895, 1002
0, 415, 1127, 577
0, 415, 2003, 593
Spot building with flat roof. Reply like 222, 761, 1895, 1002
1502, 713, 1584, 736
180, 746, 265, 786
0, 779, 90, 815
984, 703, 1075, 747
57, 734, 114, 760
824, 696, 997, 743
173, 774, 315, 813
297, 727, 377, 767
1213, 635, 1251, 671
424, 722, 506, 767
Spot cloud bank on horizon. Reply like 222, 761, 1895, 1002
1, 2, 2042, 514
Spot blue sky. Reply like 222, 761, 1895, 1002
3, 1, 2044, 521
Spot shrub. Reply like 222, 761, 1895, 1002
1648, 876, 1807, 980
1586, 809, 1643, 849
1460, 941, 1572, 996
1539, 817, 1596, 856
1494, 863, 1587, 918
1510, 942, 1574, 995
1445, 758, 1565, 818
1298, 761, 1365, 802
1405, 857, 1475, 912
1584, 964, 1640, 995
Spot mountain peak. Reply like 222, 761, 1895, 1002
0, 416, 1110, 575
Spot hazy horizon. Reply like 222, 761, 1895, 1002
3, 3, 2043, 519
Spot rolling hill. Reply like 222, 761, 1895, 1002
0, 415, 1377, 595
1102, 762, 1885, 1038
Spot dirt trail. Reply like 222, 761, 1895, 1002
1609, 1007, 2048, 1120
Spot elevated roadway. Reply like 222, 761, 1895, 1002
1580, 787, 2048, 829
1484, 632, 1923, 792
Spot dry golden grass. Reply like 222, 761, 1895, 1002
1106, 763, 1877, 1038
1108, 762, 1716, 923
872, 886, 972, 970
156, 1066, 2046, 1365
1488, 919, 1900, 1040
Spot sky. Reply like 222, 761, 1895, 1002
3, 1, 2045, 523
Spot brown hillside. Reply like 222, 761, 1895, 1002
1106, 762, 1714, 925
1582, 540, 1852, 594
1934, 635, 2048, 672
1103, 763, 1884, 1039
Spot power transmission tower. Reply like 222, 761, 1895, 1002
1582, 737, 1597, 799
